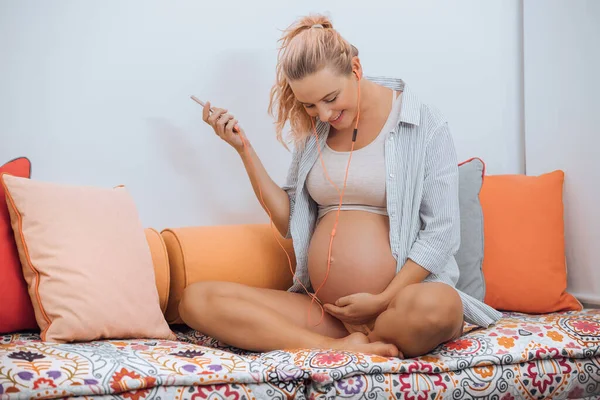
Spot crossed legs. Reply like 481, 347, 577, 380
178, 281, 463, 358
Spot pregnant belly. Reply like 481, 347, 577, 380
307, 211, 397, 306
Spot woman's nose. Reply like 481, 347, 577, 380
318, 108, 332, 122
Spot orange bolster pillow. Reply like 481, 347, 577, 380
161, 224, 296, 324
144, 228, 170, 315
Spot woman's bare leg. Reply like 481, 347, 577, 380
367, 283, 464, 358
178, 281, 399, 357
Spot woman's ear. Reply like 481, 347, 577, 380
351, 56, 363, 80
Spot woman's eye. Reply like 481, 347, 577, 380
303, 95, 336, 108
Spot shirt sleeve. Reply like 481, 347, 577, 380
281, 145, 303, 239
407, 122, 461, 275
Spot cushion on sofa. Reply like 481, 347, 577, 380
145, 227, 170, 314
0, 157, 38, 334
1, 174, 175, 343
161, 224, 295, 324
455, 157, 487, 302
479, 170, 582, 313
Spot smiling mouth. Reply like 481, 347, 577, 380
330, 111, 343, 123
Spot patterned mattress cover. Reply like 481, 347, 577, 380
0, 310, 599, 400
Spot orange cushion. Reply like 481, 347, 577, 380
1, 174, 175, 342
161, 224, 295, 324
144, 228, 170, 314
0, 157, 38, 334
480, 170, 582, 313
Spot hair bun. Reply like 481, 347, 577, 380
298, 13, 333, 30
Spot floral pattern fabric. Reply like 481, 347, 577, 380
1, 310, 599, 399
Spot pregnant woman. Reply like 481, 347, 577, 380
179, 13, 502, 358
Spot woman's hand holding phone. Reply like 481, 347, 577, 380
192, 96, 248, 153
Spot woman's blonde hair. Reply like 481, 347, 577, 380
268, 14, 359, 148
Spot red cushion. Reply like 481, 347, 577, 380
0, 157, 37, 333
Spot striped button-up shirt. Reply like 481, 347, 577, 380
282, 77, 502, 328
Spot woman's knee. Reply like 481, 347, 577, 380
391, 283, 463, 335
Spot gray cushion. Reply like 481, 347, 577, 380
455, 158, 486, 301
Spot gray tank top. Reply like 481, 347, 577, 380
307, 90, 403, 220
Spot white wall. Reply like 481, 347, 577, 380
0, 1, 523, 230
523, 0, 600, 305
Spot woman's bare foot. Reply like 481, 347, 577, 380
329, 332, 401, 358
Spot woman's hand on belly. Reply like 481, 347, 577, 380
323, 292, 387, 326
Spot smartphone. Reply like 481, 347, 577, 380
190, 95, 209, 110
190, 95, 240, 133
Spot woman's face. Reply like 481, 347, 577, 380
289, 66, 359, 131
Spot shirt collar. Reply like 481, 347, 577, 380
364, 76, 421, 126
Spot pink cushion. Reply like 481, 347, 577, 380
1, 174, 175, 343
